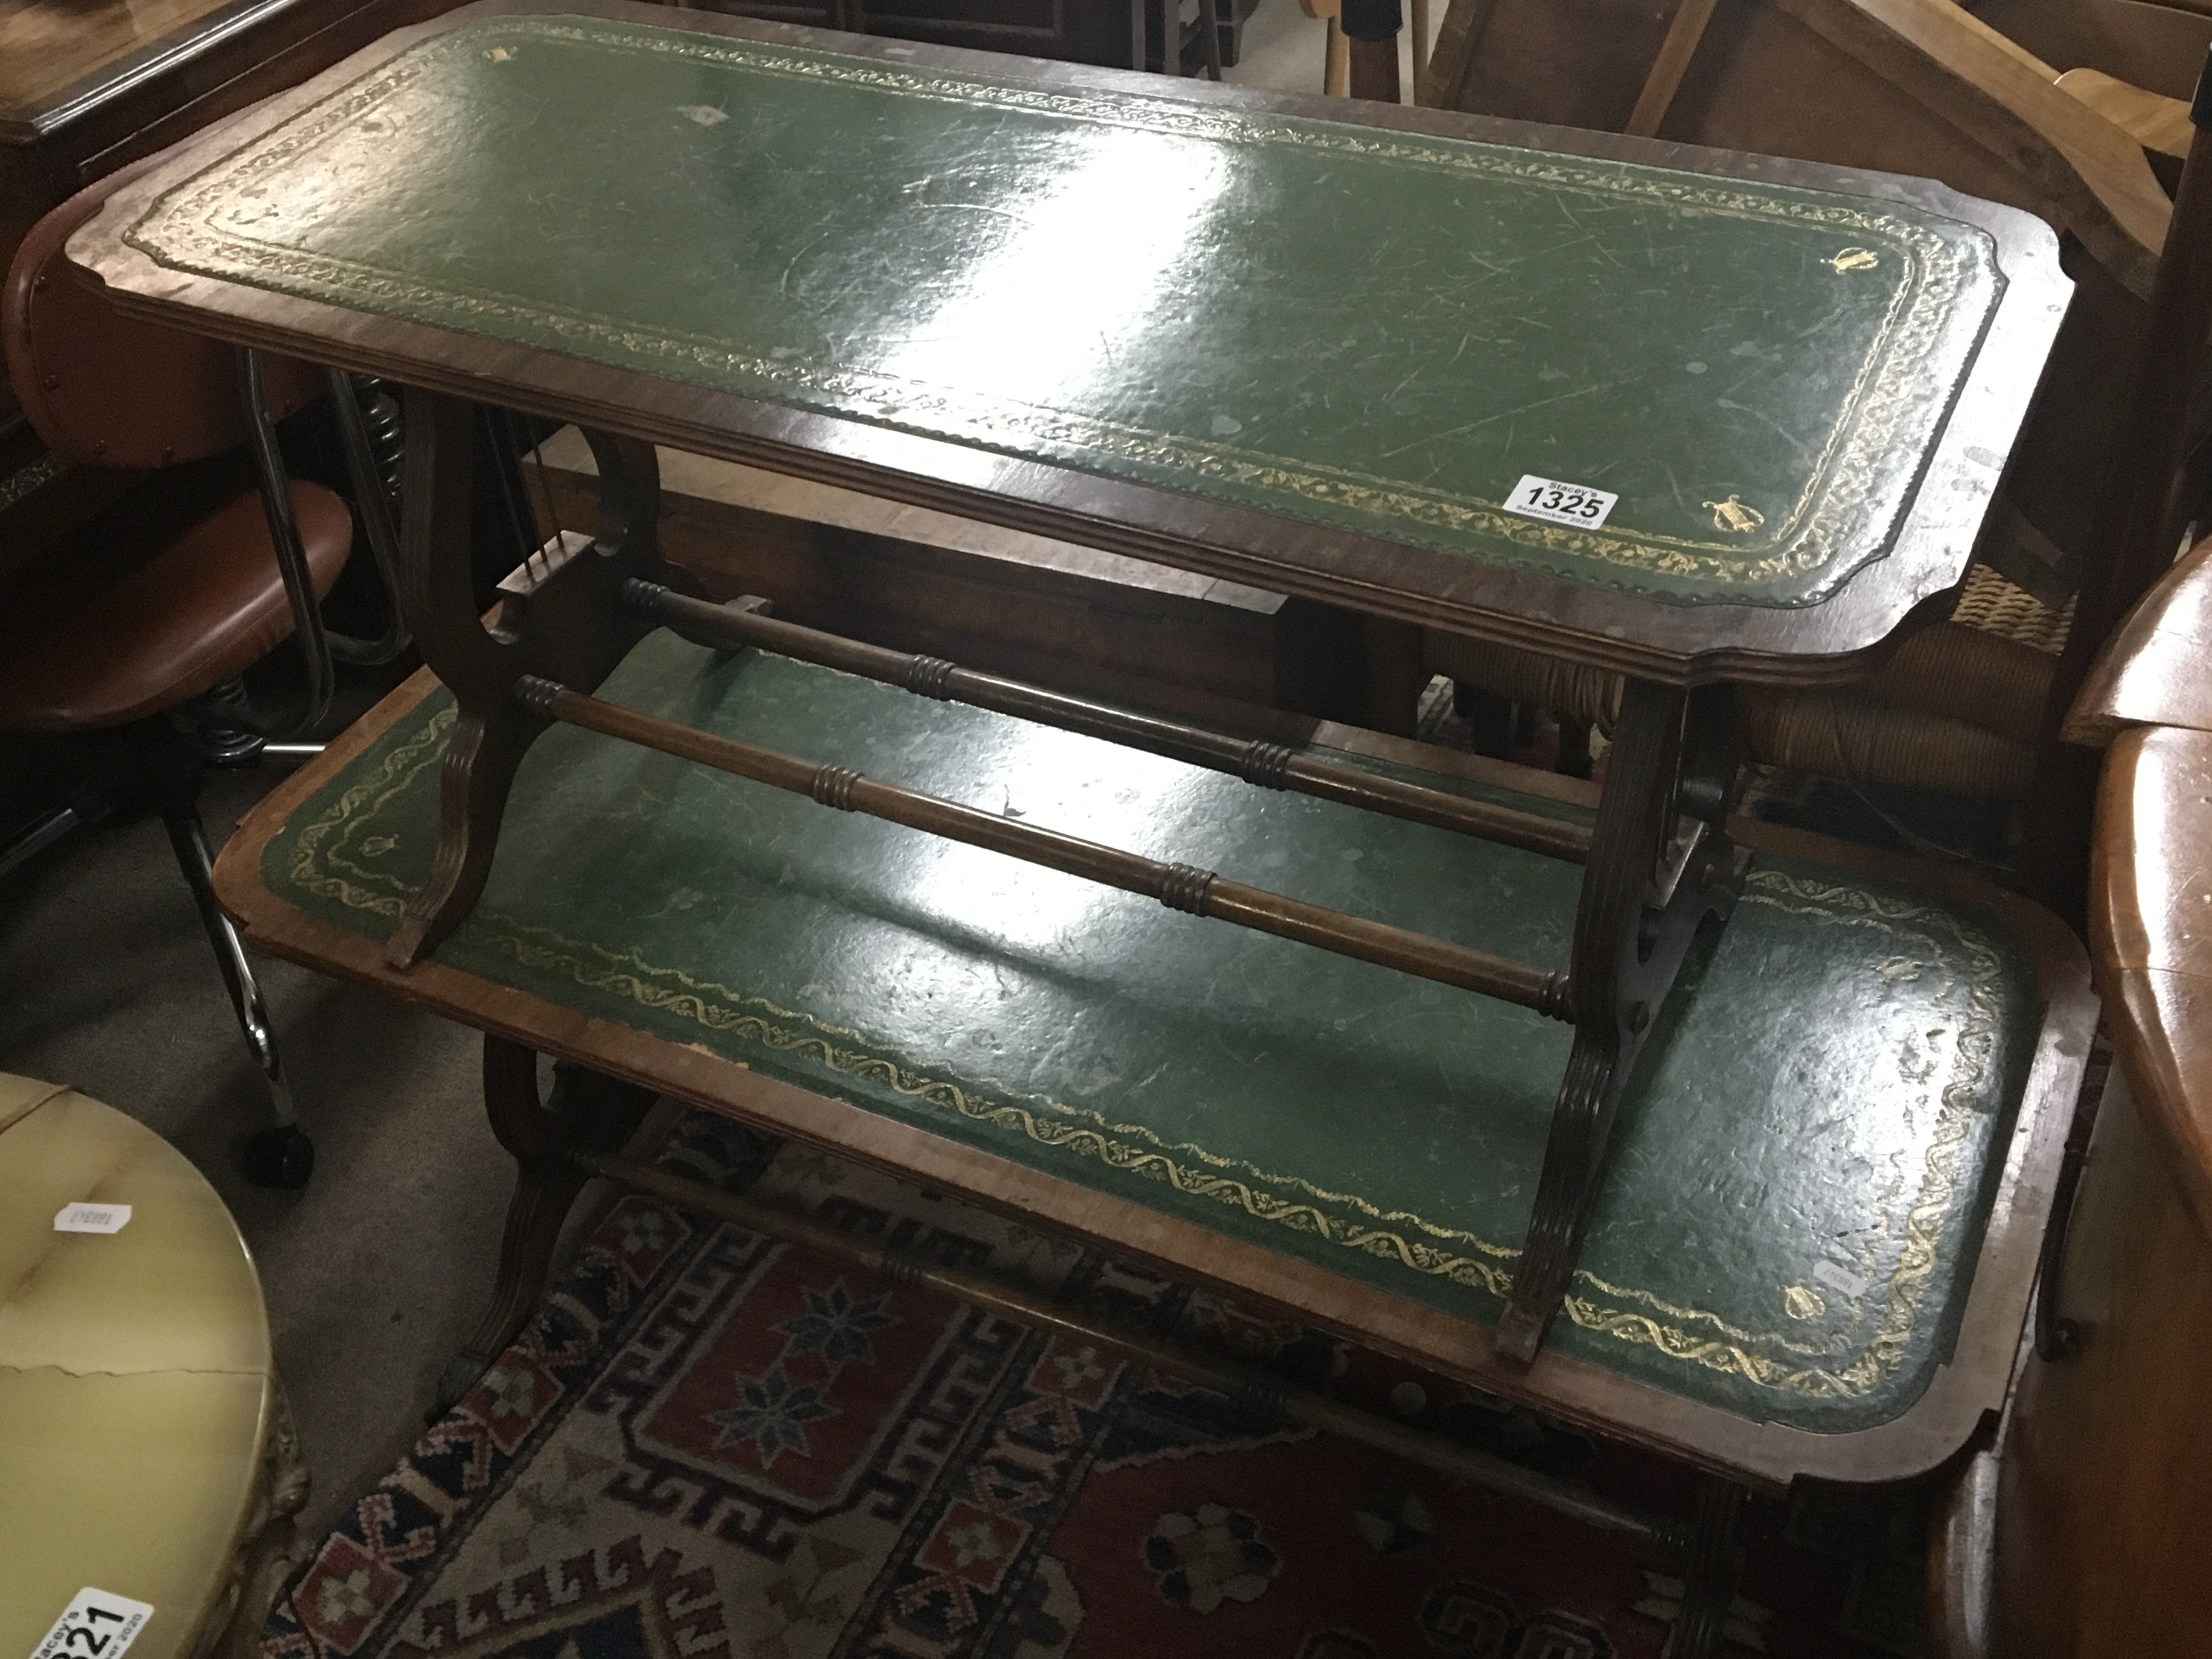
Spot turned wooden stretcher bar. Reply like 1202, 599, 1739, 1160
212, 641, 2094, 1488
211, 631, 2098, 1648
71, 0, 2069, 1356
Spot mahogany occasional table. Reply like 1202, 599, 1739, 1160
74, 4, 2083, 1551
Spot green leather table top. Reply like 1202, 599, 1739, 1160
264, 634, 2048, 1435
120, 10, 2022, 610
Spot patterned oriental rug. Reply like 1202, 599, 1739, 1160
263, 1111, 1927, 1659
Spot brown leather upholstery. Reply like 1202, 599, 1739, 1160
2, 149, 320, 469
0, 483, 351, 732
0, 156, 353, 735
2066, 533, 2212, 744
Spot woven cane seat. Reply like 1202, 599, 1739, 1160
1425, 561, 2074, 799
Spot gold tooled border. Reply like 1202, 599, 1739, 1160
274, 699, 2011, 1401
128, 15, 1999, 605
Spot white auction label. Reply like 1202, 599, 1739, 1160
53, 1203, 131, 1235
29, 1589, 154, 1659
1503, 475, 1618, 530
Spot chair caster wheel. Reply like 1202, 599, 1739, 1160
242, 1125, 315, 1189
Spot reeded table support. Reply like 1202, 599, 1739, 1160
1500, 679, 1747, 1358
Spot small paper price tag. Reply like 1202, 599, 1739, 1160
54, 1203, 131, 1235
1503, 475, 1618, 530
29, 1589, 154, 1659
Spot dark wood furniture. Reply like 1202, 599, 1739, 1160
212, 635, 2092, 1654
526, 433, 1386, 729
1423, 0, 2172, 608
681, 0, 1257, 74
0, 0, 459, 306
0, 0, 459, 595
1419, 0, 2212, 929
70, 0, 2069, 1356
1977, 535, 2212, 1655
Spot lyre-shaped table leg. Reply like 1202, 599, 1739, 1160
1497, 679, 1746, 1363
433, 1037, 660, 1414
385, 388, 693, 966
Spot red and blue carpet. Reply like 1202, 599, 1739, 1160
263, 1111, 1923, 1659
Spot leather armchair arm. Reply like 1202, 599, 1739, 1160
2064, 532, 2212, 743
2093, 724, 2212, 1236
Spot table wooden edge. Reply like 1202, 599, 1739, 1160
215, 664, 2095, 1487
66, 0, 2072, 686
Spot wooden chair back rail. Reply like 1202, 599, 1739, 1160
517, 674, 1577, 1018
1427, 0, 2170, 297
1972, 0, 2212, 103
628, 580, 1595, 863
2057, 67, 2194, 159
1625, 0, 1720, 133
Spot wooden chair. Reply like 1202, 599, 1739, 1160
1969, 0, 2212, 105
0, 156, 403, 1187
1418, 0, 2212, 905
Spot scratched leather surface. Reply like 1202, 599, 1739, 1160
264, 635, 2043, 1429
128, 13, 2010, 607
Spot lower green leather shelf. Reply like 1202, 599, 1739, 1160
257, 635, 2076, 1439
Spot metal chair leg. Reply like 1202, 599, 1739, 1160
0, 804, 81, 880
161, 802, 315, 1188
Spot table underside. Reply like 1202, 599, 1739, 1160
120, 10, 2009, 610
261, 633, 2045, 1434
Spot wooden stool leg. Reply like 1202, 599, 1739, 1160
1342, 0, 1401, 101
1498, 681, 1746, 1362
435, 1037, 661, 1413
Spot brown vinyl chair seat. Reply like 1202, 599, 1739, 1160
0, 483, 350, 733
0, 143, 351, 739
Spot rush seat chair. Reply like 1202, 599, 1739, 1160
1, 156, 404, 1188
